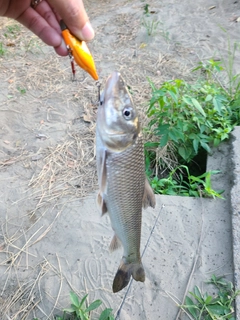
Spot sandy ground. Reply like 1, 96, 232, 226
0, 0, 240, 319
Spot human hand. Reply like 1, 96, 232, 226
0, 0, 95, 56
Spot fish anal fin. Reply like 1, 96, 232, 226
97, 191, 107, 216
112, 260, 145, 293
109, 234, 121, 252
142, 178, 156, 209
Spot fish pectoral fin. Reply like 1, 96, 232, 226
98, 148, 107, 195
97, 191, 108, 215
112, 260, 145, 293
109, 234, 121, 252
142, 178, 156, 209
96, 148, 108, 216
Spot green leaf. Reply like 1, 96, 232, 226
213, 138, 221, 147
213, 97, 223, 114
206, 304, 230, 315
147, 77, 157, 91
193, 286, 204, 303
204, 295, 212, 304
191, 98, 206, 117
193, 139, 199, 154
85, 299, 102, 312
205, 94, 212, 102
200, 141, 211, 153
157, 124, 170, 135
184, 296, 199, 319
160, 133, 169, 147
144, 141, 159, 148
182, 95, 193, 106
69, 292, 80, 307
99, 308, 114, 320
178, 146, 188, 160
79, 294, 88, 308
168, 90, 178, 103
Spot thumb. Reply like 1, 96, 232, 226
48, 0, 95, 41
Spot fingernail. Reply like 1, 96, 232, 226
61, 37, 68, 49
55, 39, 68, 56
79, 22, 95, 41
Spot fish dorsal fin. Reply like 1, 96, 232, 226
109, 234, 122, 252
142, 178, 156, 209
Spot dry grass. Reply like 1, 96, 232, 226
28, 130, 97, 204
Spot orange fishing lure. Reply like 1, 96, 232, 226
60, 20, 98, 81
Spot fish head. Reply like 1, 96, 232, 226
97, 72, 140, 152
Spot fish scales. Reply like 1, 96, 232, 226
106, 135, 145, 263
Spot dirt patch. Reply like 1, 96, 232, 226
0, 0, 239, 319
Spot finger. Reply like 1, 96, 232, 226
17, 6, 68, 56
34, 0, 61, 34
48, 0, 94, 41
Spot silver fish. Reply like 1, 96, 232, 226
96, 72, 156, 293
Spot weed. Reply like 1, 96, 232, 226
17, 87, 26, 94
0, 42, 5, 55
149, 165, 224, 198
225, 41, 240, 98
25, 38, 43, 54
4, 24, 21, 39
141, 17, 160, 36
51, 292, 114, 320
143, 3, 150, 15
192, 58, 224, 82
141, 3, 169, 40
218, 29, 240, 98
7, 24, 20, 34
146, 75, 236, 163
182, 275, 240, 319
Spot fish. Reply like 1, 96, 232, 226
96, 72, 156, 293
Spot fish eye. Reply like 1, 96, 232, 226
123, 107, 133, 120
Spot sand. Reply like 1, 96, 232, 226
0, 0, 239, 318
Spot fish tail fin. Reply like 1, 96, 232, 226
112, 260, 145, 293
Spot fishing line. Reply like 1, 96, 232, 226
115, 204, 165, 320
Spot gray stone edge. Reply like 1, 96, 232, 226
231, 126, 240, 318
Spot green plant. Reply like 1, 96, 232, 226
192, 59, 224, 82
182, 275, 240, 319
0, 42, 5, 55
219, 31, 240, 98
143, 3, 150, 15
52, 292, 114, 320
17, 87, 26, 94
141, 17, 160, 36
146, 76, 235, 163
149, 165, 224, 198
6, 24, 20, 35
